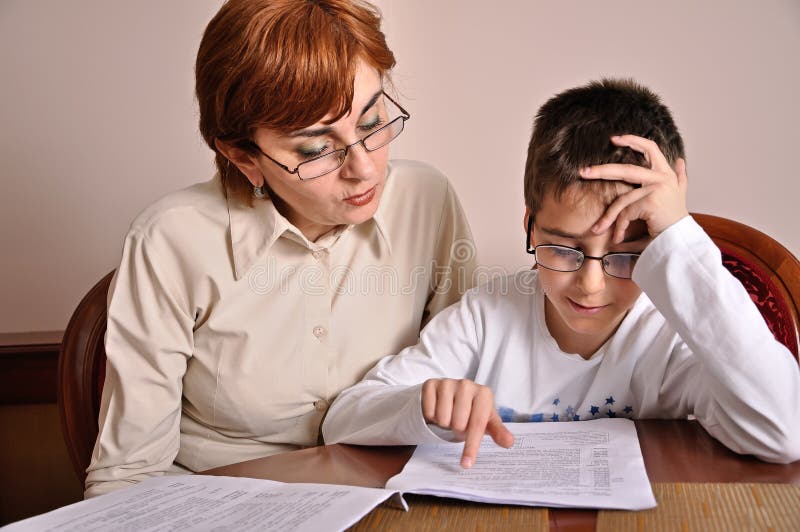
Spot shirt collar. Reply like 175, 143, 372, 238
227, 185, 289, 281
226, 178, 393, 281
369, 164, 395, 255
371, 206, 393, 256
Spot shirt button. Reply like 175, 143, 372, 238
312, 249, 327, 260
314, 399, 329, 412
312, 326, 326, 338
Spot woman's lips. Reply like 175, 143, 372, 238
344, 186, 376, 207
568, 298, 608, 315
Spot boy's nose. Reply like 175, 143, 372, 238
576, 259, 606, 295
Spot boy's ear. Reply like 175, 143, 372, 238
675, 157, 687, 182
523, 207, 534, 245
214, 138, 264, 187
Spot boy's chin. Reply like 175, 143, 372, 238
568, 313, 629, 338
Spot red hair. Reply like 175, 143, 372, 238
195, 0, 396, 203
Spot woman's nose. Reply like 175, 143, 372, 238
338, 141, 378, 181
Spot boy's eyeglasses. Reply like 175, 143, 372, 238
250, 91, 410, 181
526, 217, 641, 279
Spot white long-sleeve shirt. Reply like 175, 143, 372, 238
323, 216, 800, 464
85, 160, 478, 498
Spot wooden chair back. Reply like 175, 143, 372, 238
57, 270, 114, 484
692, 213, 799, 360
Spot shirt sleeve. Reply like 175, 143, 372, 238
84, 228, 194, 498
420, 178, 479, 327
323, 288, 484, 445
633, 215, 800, 463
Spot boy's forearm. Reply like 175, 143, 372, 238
634, 216, 800, 463
323, 382, 447, 446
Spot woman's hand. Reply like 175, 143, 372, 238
580, 134, 689, 244
421, 378, 514, 468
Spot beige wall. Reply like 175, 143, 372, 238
1, 0, 798, 333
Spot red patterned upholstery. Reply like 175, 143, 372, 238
721, 250, 797, 358
692, 213, 800, 361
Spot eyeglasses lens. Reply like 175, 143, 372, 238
296, 98, 406, 180
363, 117, 405, 151
535, 246, 583, 272
603, 254, 639, 279
536, 246, 638, 279
296, 151, 347, 180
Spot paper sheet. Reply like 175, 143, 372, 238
386, 418, 656, 510
4, 475, 396, 532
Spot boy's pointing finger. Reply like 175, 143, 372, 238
460, 419, 487, 468
460, 409, 514, 469
486, 411, 515, 449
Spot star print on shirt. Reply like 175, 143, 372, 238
496, 407, 587, 424
624, 405, 633, 414
590, 405, 600, 415
605, 396, 615, 405
607, 409, 616, 417
553, 398, 560, 406
497, 407, 515, 422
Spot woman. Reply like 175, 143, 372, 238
85, 0, 476, 498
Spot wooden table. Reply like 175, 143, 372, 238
203, 420, 800, 531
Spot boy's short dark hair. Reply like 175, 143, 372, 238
524, 78, 686, 214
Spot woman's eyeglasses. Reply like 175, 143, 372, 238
251, 91, 410, 181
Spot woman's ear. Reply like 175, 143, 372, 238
214, 138, 264, 187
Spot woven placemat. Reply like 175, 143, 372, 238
350, 495, 548, 531
598, 483, 800, 531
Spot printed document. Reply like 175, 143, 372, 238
386, 417, 656, 510
4, 475, 396, 532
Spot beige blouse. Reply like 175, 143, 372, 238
85, 159, 478, 497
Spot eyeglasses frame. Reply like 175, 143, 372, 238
250, 91, 410, 181
525, 216, 641, 279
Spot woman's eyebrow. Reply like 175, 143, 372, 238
289, 89, 383, 138
290, 126, 333, 138
359, 89, 383, 116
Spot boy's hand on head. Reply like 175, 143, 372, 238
580, 134, 689, 244
421, 378, 514, 468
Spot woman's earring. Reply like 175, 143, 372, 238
253, 184, 266, 198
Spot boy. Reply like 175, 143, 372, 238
322, 79, 800, 467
